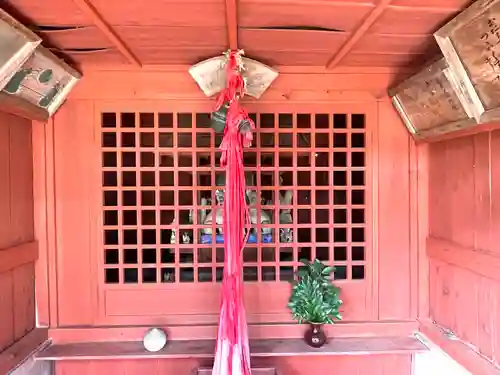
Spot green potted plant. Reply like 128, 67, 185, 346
287, 258, 343, 348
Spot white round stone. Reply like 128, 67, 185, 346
143, 328, 167, 352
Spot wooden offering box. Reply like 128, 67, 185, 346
389, 57, 475, 140
435, 0, 500, 123
0, 8, 41, 89
0, 45, 81, 121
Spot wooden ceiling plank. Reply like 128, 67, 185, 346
225, 0, 239, 50
239, 29, 349, 53
325, 0, 392, 69
388, 2, 467, 13
70, 0, 141, 67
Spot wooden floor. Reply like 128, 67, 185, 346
36, 336, 427, 361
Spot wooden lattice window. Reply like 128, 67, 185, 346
101, 109, 367, 286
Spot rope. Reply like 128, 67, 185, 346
212, 51, 254, 375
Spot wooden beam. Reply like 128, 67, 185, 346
325, 0, 392, 69
70, 0, 141, 67
0, 241, 38, 274
427, 237, 500, 283
225, 0, 239, 50
70, 70, 399, 100
37, 336, 427, 360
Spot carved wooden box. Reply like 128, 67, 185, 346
0, 8, 41, 90
435, 0, 500, 123
0, 45, 81, 121
389, 57, 476, 139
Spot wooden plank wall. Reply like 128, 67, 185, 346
33, 68, 418, 375
0, 110, 37, 352
55, 355, 412, 375
44, 69, 417, 327
428, 131, 500, 367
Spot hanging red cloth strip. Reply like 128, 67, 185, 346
211, 51, 254, 375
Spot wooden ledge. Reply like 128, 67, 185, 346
36, 336, 427, 361
48, 321, 419, 343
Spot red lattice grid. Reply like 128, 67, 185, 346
100, 110, 366, 285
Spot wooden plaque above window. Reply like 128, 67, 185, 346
0, 9, 41, 90
435, 0, 500, 123
389, 57, 476, 140
0, 45, 81, 121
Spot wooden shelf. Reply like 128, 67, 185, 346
36, 336, 427, 361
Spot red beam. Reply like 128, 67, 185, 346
0, 241, 38, 273
225, 0, 239, 50
427, 237, 500, 283
326, 0, 392, 69
70, 0, 141, 67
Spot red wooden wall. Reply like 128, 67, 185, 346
31, 67, 421, 374
0, 111, 37, 356
428, 131, 500, 367
35, 69, 421, 328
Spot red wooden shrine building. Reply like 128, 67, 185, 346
0, 0, 499, 374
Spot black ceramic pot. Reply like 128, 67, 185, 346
304, 323, 327, 348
